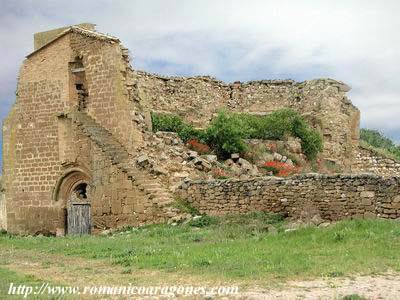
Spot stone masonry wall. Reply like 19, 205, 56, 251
352, 146, 400, 177
1, 27, 163, 234
0, 192, 6, 231
129, 71, 360, 169
89, 141, 166, 232
178, 174, 400, 221
69, 32, 144, 155
2, 34, 72, 233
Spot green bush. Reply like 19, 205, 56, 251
151, 109, 323, 160
205, 111, 249, 158
360, 128, 396, 149
234, 109, 323, 160
151, 113, 185, 133
151, 113, 204, 143
293, 119, 323, 160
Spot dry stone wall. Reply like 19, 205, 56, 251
178, 174, 400, 221
352, 146, 400, 177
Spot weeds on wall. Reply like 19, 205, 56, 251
360, 128, 400, 161
151, 109, 323, 160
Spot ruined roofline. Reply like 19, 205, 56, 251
134, 70, 351, 92
25, 24, 352, 93
26, 25, 120, 58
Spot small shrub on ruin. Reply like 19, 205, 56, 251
205, 110, 249, 159
151, 112, 205, 142
360, 128, 400, 161
227, 109, 323, 160
152, 109, 323, 161
151, 113, 185, 133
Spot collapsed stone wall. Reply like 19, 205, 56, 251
128, 71, 360, 169
88, 134, 167, 232
351, 146, 400, 177
178, 174, 400, 221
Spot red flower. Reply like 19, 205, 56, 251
263, 161, 300, 177
187, 139, 210, 154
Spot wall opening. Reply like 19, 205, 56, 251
67, 182, 91, 235
53, 167, 91, 235
70, 56, 88, 112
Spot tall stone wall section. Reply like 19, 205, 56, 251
351, 146, 400, 177
2, 34, 72, 233
69, 32, 144, 154
129, 71, 360, 169
178, 174, 400, 221
1, 29, 149, 234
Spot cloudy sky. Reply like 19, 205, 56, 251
0, 0, 399, 168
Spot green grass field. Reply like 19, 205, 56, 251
1, 213, 400, 284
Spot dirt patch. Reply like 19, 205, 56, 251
237, 273, 400, 299
1, 247, 400, 299
0, 247, 214, 287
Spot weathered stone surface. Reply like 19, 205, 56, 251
352, 145, 400, 177
231, 153, 240, 161
201, 155, 218, 163
360, 191, 375, 198
238, 158, 253, 171
273, 153, 283, 161
137, 155, 150, 167
152, 166, 168, 176
286, 137, 302, 154
187, 151, 198, 160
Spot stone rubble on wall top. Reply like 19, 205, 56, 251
134, 70, 352, 92
183, 172, 400, 186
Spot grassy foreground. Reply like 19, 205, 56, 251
1, 214, 400, 283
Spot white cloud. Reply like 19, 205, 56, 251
0, 0, 399, 142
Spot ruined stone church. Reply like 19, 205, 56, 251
1, 24, 399, 235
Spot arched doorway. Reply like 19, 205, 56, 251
53, 168, 91, 235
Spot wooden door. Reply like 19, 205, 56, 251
67, 204, 91, 235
